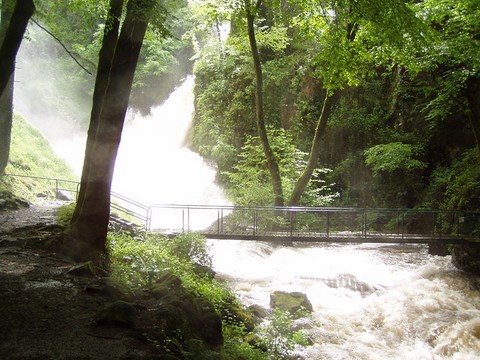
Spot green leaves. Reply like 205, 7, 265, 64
224, 127, 337, 206
364, 142, 427, 176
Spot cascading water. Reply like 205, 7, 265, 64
14, 35, 480, 359
208, 240, 480, 359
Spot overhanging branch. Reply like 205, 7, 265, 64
31, 19, 93, 76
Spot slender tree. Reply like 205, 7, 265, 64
287, 0, 426, 206
0, 0, 35, 175
244, 0, 284, 206
70, 0, 157, 265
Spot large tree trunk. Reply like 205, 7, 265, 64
245, 0, 284, 207
70, 0, 154, 265
288, 92, 338, 206
71, 0, 124, 223
0, 0, 15, 175
0, 0, 34, 96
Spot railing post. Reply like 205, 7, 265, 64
289, 210, 294, 237
253, 209, 257, 236
326, 211, 330, 238
363, 210, 367, 238
182, 209, 185, 233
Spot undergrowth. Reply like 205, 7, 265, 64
0, 113, 78, 202
107, 231, 309, 359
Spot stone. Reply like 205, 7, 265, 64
270, 291, 313, 316
451, 242, 480, 276
247, 304, 270, 321
95, 300, 137, 328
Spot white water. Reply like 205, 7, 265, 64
209, 241, 480, 359
15, 73, 228, 229
13, 37, 480, 359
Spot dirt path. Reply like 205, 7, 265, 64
0, 202, 170, 359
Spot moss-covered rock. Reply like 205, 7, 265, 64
95, 300, 137, 328
0, 190, 29, 211
270, 291, 313, 317
451, 242, 480, 276
144, 271, 224, 350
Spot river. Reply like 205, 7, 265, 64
13, 47, 480, 358
208, 240, 480, 359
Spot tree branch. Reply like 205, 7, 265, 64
31, 19, 93, 76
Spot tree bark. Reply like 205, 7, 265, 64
245, 0, 284, 207
288, 92, 338, 206
71, 0, 124, 223
0, 0, 15, 175
70, 0, 154, 265
0, 0, 34, 97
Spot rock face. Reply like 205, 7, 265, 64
144, 272, 224, 350
0, 191, 29, 210
270, 291, 313, 316
451, 242, 480, 276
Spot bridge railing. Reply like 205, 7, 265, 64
3, 174, 151, 228
148, 204, 480, 242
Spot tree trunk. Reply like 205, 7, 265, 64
70, 0, 154, 265
245, 0, 284, 207
71, 0, 124, 223
288, 92, 338, 206
0, 0, 15, 175
0, 0, 34, 97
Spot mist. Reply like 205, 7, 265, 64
13, 25, 228, 211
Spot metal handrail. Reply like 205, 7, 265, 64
148, 204, 480, 243
3, 173, 151, 229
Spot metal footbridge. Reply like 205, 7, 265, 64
147, 204, 480, 245
5, 174, 480, 244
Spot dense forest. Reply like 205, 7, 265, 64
0, 1, 479, 268
2, 0, 478, 212
188, 0, 480, 213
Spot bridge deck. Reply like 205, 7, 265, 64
150, 204, 479, 244
200, 232, 471, 244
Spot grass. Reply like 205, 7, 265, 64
1, 113, 78, 202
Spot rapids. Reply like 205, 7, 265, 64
208, 240, 480, 359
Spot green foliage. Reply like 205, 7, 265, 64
224, 127, 337, 206
221, 325, 269, 360
425, 149, 480, 211
107, 231, 274, 359
414, 0, 480, 123
56, 203, 76, 226
257, 308, 311, 359
0, 114, 78, 201
364, 142, 427, 176
161, 232, 212, 268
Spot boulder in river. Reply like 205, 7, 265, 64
270, 290, 313, 317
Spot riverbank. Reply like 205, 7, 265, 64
0, 201, 174, 359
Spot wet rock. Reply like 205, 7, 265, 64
145, 271, 224, 349
270, 291, 313, 316
0, 191, 29, 210
428, 243, 450, 256
451, 242, 480, 276
321, 273, 376, 293
95, 300, 137, 328
192, 263, 216, 279
67, 261, 97, 277
248, 304, 270, 322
